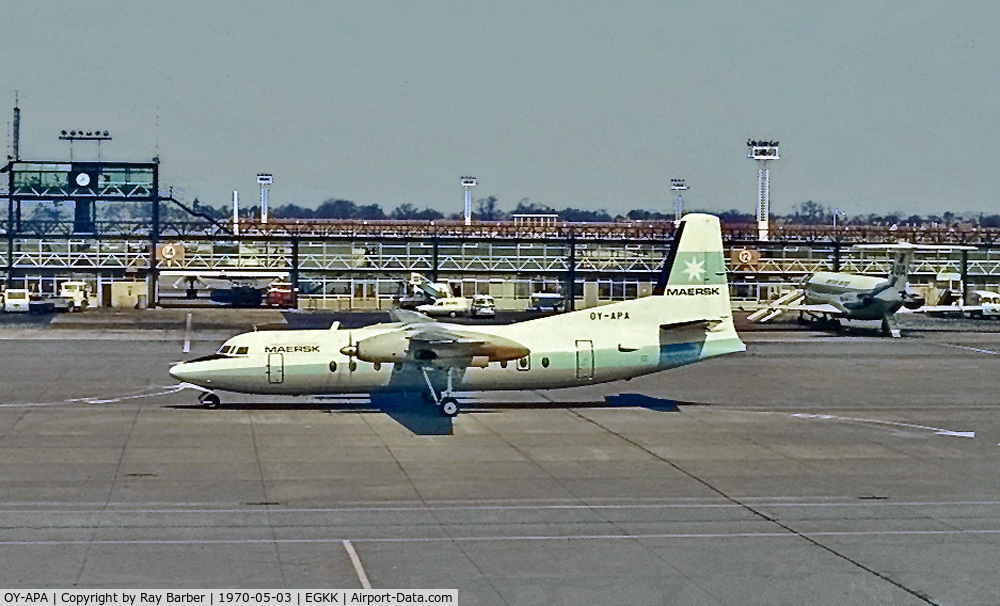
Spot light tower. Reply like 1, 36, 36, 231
59, 129, 113, 162
257, 173, 273, 224
670, 178, 688, 224
12, 92, 20, 160
232, 190, 240, 235
747, 139, 779, 241
461, 176, 477, 226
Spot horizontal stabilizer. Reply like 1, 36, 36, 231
659, 319, 719, 344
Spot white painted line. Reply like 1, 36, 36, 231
2, 385, 189, 408
788, 413, 975, 438
4, 528, 1000, 546
939, 343, 998, 355
183, 313, 192, 353
6, 499, 1000, 514
342, 539, 372, 589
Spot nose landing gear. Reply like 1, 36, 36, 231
198, 392, 222, 409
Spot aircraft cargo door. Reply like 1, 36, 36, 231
575, 340, 594, 380
267, 353, 284, 383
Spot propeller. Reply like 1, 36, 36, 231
339, 331, 358, 372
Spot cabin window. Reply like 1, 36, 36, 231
500, 360, 507, 369
541, 357, 550, 368
329, 361, 337, 372
373, 362, 381, 371
349, 361, 357, 372
517, 356, 530, 371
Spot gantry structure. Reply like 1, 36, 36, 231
5, 157, 1000, 308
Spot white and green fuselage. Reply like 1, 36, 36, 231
170, 214, 745, 400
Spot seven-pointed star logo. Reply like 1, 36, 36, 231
684, 259, 705, 282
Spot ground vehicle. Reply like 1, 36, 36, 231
265, 282, 296, 308
915, 289, 1000, 319
416, 297, 471, 317
3, 289, 30, 313
526, 292, 566, 312
55, 281, 90, 311
469, 294, 496, 317
398, 273, 455, 309
967, 290, 1000, 317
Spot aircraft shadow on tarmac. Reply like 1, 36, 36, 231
167, 393, 683, 436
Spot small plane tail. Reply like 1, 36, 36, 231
887, 249, 914, 294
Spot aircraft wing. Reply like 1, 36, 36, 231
776, 303, 844, 316
389, 308, 434, 324
350, 325, 529, 366
909, 304, 983, 316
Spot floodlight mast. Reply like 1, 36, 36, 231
232, 190, 240, 235
59, 128, 113, 162
461, 177, 477, 226
257, 173, 273, 224
747, 139, 779, 241
670, 178, 688, 223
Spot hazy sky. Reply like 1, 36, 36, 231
3, 1, 999, 218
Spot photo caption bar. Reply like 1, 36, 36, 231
1, 591, 457, 606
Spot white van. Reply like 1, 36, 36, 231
470, 294, 496, 317
3, 289, 30, 313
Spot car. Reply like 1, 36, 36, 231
416, 297, 471, 318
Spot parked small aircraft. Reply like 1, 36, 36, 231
169, 213, 745, 416
748, 243, 976, 336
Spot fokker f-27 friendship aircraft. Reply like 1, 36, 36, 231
170, 213, 745, 416
748, 243, 975, 337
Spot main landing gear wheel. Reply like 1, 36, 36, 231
420, 366, 461, 417
199, 392, 222, 409
439, 397, 460, 417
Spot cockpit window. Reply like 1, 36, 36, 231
216, 345, 248, 356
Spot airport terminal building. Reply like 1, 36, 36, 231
5, 154, 1000, 311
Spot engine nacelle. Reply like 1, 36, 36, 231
345, 331, 411, 363
471, 334, 530, 362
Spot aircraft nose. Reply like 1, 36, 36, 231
171, 361, 211, 385
169, 363, 190, 382
170, 360, 217, 387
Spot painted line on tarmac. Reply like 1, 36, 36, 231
67, 384, 189, 404
788, 412, 975, 438
939, 343, 999, 355
4, 528, 1000, 546
342, 540, 372, 590
0, 385, 191, 408
7, 499, 1000, 514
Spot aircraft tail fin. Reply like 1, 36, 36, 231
650, 214, 744, 361
887, 249, 914, 293
653, 213, 733, 312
